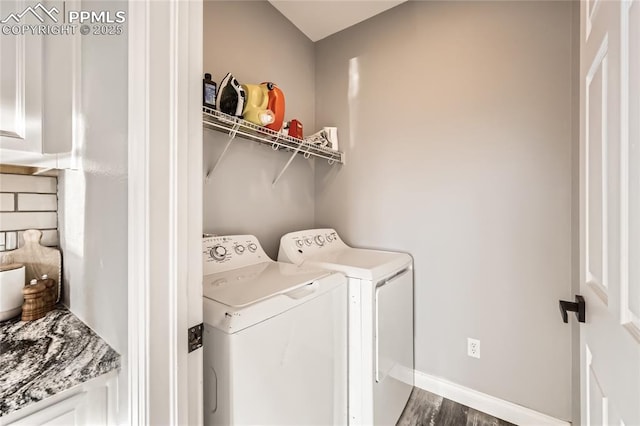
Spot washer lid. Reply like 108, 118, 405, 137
304, 248, 411, 281
203, 261, 333, 307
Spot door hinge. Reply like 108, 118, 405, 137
188, 323, 203, 353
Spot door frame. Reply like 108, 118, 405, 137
127, 0, 203, 424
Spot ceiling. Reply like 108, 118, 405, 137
268, 1, 407, 42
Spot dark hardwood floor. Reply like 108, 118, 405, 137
397, 388, 516, 426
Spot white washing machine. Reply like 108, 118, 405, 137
202, 235, 348, 426
278, 229, 414, 426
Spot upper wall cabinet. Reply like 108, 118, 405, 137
0, 0, 77, 168
0, 16, 45, 161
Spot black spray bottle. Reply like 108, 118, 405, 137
203, 73, 217, 109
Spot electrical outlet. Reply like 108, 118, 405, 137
467, 338, 480, 359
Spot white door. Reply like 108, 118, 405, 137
580, 0, 640, 425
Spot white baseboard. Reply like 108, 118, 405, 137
413, 370, 571, 426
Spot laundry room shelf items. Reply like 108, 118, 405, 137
202, 107, 344, 186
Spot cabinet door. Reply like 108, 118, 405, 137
7, 392, 88, 425
0, 0, 43, 154
6, 385, 109, 426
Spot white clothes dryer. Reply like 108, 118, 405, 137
278, 229, 414, 426
203, 235, 348, 426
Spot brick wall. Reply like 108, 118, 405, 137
0, 173, 58, 252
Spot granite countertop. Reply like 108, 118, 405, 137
0, 306, 121, 416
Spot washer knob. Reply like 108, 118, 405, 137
304, 238, 313, 246
210, 245, 227, 261
247, 243, 257, 252
295, 239, 304, 248
326, 233, 334, 242
234, 245, 245, 255
315, 235, 325, 246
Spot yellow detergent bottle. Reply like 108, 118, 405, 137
242, 84, 275, 126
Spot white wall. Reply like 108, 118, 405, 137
315, 1, 573, 420
58, 1, 128, 421
202, 0, 316, 258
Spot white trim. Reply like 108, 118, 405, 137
168, 2, 179, 423
127, 0, 150, 424
127, 1, 203, 424
584, 33, 610, 305
586, 0, 602, 41
185, 1, 204, 423
619, 0, 630, 326
414, 370, 570, 426
585, 346, 592, 426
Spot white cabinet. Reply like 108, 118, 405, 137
8, 392, 95, 426
0, 1, 45, 161
0, 0, 77, 168
1, 372, 118, 426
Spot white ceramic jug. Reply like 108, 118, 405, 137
0, 264, 25, 321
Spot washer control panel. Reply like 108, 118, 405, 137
203, 235, 271, 275
292, 231, 338, 250
278, 228, 348, 264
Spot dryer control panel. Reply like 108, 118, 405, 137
203, 235, 272, 275
278, 228, 348, 264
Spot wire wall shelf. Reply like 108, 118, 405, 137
203, 107, 344, 185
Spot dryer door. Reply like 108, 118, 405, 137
374, 268, 414, 425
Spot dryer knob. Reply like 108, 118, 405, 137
326, 234, 334, 242
247, 243, 257, 252
304, 238, 313, 246
234, 245, 245, 255
295, 239, 304, 248
315, 235, 325, 246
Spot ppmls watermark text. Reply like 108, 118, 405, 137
1, 3, 126, 36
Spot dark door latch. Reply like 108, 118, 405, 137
188, 323, 203, 352
559, 295, 586, 323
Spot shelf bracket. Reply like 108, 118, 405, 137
272, 144, 308, 187
205, 123, 240, 181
